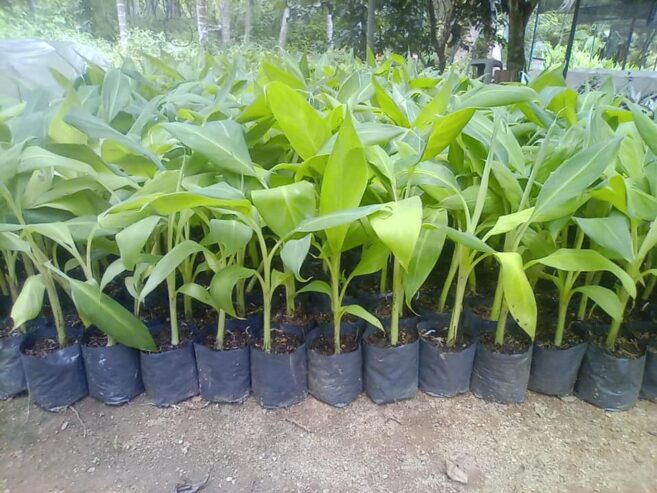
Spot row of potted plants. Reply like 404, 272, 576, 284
0, 52, 655, 412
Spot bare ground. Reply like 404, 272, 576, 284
1, 391, 656, 493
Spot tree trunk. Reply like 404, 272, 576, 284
28, 0, 36, 12
278, 3, 290, 49
326, 2, 334, 49
220, 0, 231, 44
196, 0, 208, 44
366, 0, 375, 54
426, 0, 442, 69
131, 0, 140, 17
244, 0, 253, 43
116, 0, 129, 46
506, 0, 539, 75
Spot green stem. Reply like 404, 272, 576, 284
331, 255, 341, 355
216, 309, 226, 350
236, 249, 246, 316
606, 288, 630, 349
379, 261, 388, 294
490, 269, 504, 321
390, 257, 403, 346
438, 246, 459, 312
0, 268, 9, 297
43, 271, 66, 346
495, 302, 508, 346
285, 274, 295, 315
167, 274, 179, 346
642, 274, 656, 301
577, 271, 597, 320
447, 250, 470, 346
554, 291, 570, 347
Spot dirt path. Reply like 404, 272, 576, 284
1, 391, 656, 493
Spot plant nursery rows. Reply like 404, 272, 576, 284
0, 52, 656, 413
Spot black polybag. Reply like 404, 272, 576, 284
575, 343, 645, 411
140, 322, 198, 407
625, 321, 657, 401
641, 346, 657, 400
528, 341, 588, 396
0, 330, 27, 399
363, 319, 419, 404
20, 324, 88, 411
471, 337, 532, 404
250, 323, 307, 409
307, 321, 364, 407
81, 328, 144, 406
417, 316, 475, 398
194, 317, 254, 403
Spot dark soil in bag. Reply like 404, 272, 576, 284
307, 321, 364, 407
81, 329, 144, 406
140, 323, 198, 407
529, 328, 588, 396
363, 319, 419, 404
471, 330, 532, 404
250, 323, 307, 408
20, 324, 88, 411
194, 317, 253, 403
417, 314, 475, 397
0, 318, 28, 399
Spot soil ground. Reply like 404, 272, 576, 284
1, 391, 656, 493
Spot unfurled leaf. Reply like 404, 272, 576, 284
281, 235, 311, 280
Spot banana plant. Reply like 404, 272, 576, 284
177, 217, 253, 350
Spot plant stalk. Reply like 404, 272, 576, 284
438, 246, 459, 312
494, 302, 508, 346
447, 249, 470, 346
606, 288, 630, 350
331, 255, 342, 355
389, 257, 403, 346
216, 309, 226, 350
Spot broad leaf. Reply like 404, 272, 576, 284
265, 81, 330, 160
320, 115, 369, 254
533, 138, 622, 220
343, 304, 383, 331
370, 197, 423, 271
140, 241, 205, 300
116, 216, 160, 270
162, 120, 256, 176
210, 266, 256, 318
252, 181, 316, 238
421, 108, 475, 160
404, 209, 447, 305
11, 275, 45, 328
495, 252, 536, 339
529, 249, 636, 297
574, 214, 634, 263
70, 279, 157, 351
572, 285, 623, 322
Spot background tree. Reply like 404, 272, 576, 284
197, 0, 208, 43
501, 0, 540, 73
116, 0, 128, 46
366, 0, 375, 53
220, 0, 231, 43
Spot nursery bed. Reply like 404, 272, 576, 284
1, 392, 656, 492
